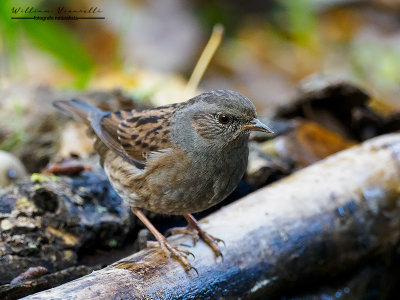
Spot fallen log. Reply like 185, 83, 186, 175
1, 265, 101, 300
25, 134, 400, 299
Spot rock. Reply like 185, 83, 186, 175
0, 151, 27, 188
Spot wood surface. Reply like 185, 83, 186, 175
25, 134, 400, 299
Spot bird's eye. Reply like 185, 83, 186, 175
218, 114, 232, 125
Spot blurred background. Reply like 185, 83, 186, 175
1, 0, 400, 113
1, 2, 400, 298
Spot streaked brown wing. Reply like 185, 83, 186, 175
93, 109, 145, 168
115, 105, 178, 161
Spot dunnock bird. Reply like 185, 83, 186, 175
54, 90, 272, 271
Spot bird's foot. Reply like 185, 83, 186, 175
168, 226, 199, 245
147, 237, 197, 274
131, 208, 197, 273
169, 216, 224, 260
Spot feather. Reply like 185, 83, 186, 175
53, 100, 146, 169
116, 105, 178, 161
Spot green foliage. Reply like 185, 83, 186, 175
108, 239, 118, 248
196, 2, 234, 36
0, 0, 94, 88
282, 0, 316, 37
21, 21, 94, 87
0, 0, 19, 61
351, 43, 400, 89
30, 173, 59, 183
271, 0, 317, 45
0, 101, 27, 151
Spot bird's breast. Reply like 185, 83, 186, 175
141, 143, 249, 215
104, 143, 249, 216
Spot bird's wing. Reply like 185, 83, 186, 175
86, 108, 145, 169
109, 104, 178, 162
54, 99, 178, 168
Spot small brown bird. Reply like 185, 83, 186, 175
54, 90, 272, 271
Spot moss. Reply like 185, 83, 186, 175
30, 173, 60, 183
28, 242, 37, 249
15, 197, 34, 210
108, 239, 118, 248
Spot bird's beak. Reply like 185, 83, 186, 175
243, 118, 274, 133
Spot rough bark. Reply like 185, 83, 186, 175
1, 265, 101, 300
25, 134, 400, 299
0, 169, 133, 286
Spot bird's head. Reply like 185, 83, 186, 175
171, 90, 273, 152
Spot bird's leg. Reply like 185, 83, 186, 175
131, 208, 196, 272
169, 214, 224, 259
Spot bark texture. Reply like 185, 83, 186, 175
25, 134, 400, 299
0, 170, 133, 287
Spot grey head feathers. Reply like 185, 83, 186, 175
171, 89, 257, 153
186, 89, 257, 120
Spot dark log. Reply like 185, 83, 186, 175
25, 134, 400, 299
282, 259, 400, 299
275, 74, 400, 141
0, 169, 133, 287
1, 265, 101, 300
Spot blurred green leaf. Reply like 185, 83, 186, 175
351, 43, 400, 89
197, 2, 234, 36
21, 21, 94, 88
272, 0, 317, 45
0, 100, 27, 151
0, 0, 94, 88
0, 0, 19, 64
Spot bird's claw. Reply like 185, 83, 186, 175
146, 239, 197, 273
199, 231, 224, 260
168, 225, 224, 260
167, 227, 200, 245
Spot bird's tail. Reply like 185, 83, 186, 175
53, 99, 105, 126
